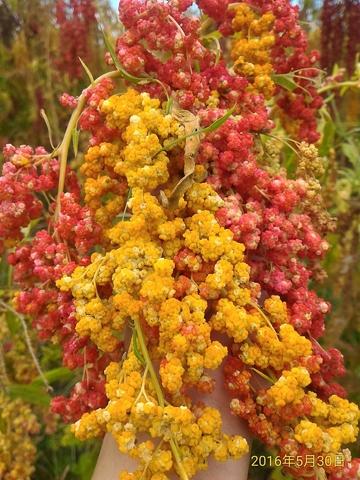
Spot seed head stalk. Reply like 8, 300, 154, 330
133, 317, 189, 480
54, 70, 121, 223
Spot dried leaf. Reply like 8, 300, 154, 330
166, 174, 195, 210
172, 104, 200, 174
160, 105, 236, 209
161, 104, 201, 208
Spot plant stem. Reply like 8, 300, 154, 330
133, 317, 189, 480
133, 319, 164, 407
249, 301, 278, 336
250, 367, 275, 384
318, 80, 359, 94
54, 70, 121, 222
0, 300, 51, 391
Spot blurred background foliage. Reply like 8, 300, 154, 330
0, 0, 359, 479
0, 0, 117, 147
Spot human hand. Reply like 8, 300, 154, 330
91, 366, 251, 480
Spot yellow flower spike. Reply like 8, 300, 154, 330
149, 449, 173, 473
105, 362, 122, 381
132, 318, 191, 480
231, 3, 275, 98
327, 395, 360, 425
122, 351, 143, 376
158, 218, 186, 241
264, 295, 288, 325
210, 298, 249, 343
266, 367, 311, 408
194, 435, 217, 458
325, 424, 359, 452
72, 410, 105, 440
294, 420, 324, 452
184, 293, 208, 313
80, 141, 127, 229
205, 259, 234, 292
279, 324, 312, 358
233, 261, 251, 283
114, 431, 137, 453
100, 88, 143, 130
306, 392, 329, 419
160, 357, 185, 394
197, 407, 222, 435
119, 472, 139, 480
213, 441, 229, 462
171, 334, 188, 355
203, 341, 228, 369
108, 398, 133, 424
186, 352, 205, 383
184, 210, 233, 262
223, 241, 246, 264
185, 183, 224, 213
228, 286, 252, 306
241, 342, 269, 369
181, 423, 202, 446
103, 96, 182, 192
150, 474, 169, 480
136, 440, 155, 463
227, 435, 249, 458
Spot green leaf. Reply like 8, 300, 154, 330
152, 78, 171, 113
78, 57, 95, 84
101, 28, 149, 84
72, 127, 80, 157
319, 118, 335, 156
71, 450, 99, 479
165, 96, 174, 115
8, 384, 51, 406
32, 367, 74, 386
5, 310, 20, 335
201, 104, 236, 134
154, 105, 236, 158
342, 142, 360, 168
111, 330, 124, 341
202, 30, 222, 41
40, 109, 56, 150
269, 466, 294, 480
201, 31, 222, 64
132, 331, 145, 366
272, 73, 298, 92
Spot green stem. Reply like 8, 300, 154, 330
249, 301, 278, 336
54, 70, 121, 222
133, 318, 189, 480
250, 367, 275, 384
318, 80, 359, 94
133, 319, 164, 407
